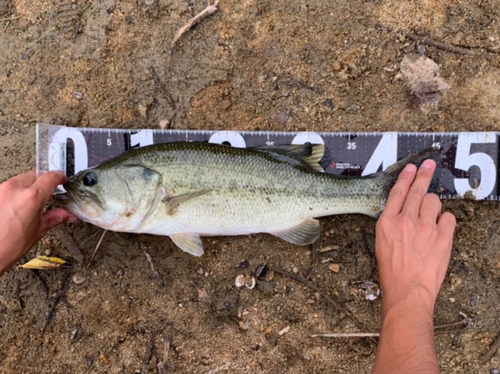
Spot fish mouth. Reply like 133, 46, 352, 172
55, 193, 69, 201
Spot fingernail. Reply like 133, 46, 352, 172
68, 216, 79, 224
403, 164, 416, 172
422, 159, 435, 169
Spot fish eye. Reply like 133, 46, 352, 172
82, 171, 98, 187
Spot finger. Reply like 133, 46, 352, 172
437, 212, 456, 238
8, 170, 36, 188
420, 193, 442, 222
32, 171, 68, 203
41, 209, 78, 234
401, 159, 436, 216
382, 163, 417, 216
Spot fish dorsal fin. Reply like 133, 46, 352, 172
255, 143, 325, 172
170, 233, 204, 256
164, 189, 212, 215
272, 217, 320, 246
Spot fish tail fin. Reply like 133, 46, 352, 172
373, 147, 439, 203
382, 147, 439, 183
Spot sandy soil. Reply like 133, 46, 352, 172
1, 0, 500, 373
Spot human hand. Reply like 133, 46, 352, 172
375, 159, 456, 311
0, 170, 77, 275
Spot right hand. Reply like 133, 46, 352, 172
375, 159, 456, 310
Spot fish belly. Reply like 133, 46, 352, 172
137, 188, 383, 237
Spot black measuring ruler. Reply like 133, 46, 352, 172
36, 125, 499, 200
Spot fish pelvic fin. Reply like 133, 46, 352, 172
272, 217, 320, 246
164, 189, 212, 215
170, 233, 204, 256
255, 143, 325, 172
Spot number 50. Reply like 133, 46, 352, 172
454, 133, 496, 199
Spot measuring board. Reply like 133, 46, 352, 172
36, 124, 500, 200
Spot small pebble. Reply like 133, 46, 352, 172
362, 281, 380, 301
323, 99, 335, 109
237, 260, 250, 269
277, 109, 290, 125
72, 91, 84, 101
159, 119, 169, 129
197, 288, 209, 300
417, 44, 426, 54
471, 295, 480, 306
196, 266, 204, 275
70, 328, 78, 340
98, 354, 110, 365
278, 326, 290, 336
72, 274, 86, 285
490, 369, 500, 374
328, 263, 340, 273
257, 281, 274, 295
292, 267, 299, 274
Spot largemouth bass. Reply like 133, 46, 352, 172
61, 142, 434, 256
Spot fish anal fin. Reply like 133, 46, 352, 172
164, 189, 212, 215
256, 143, 325, 172
170, 233, 204, 256
272, 217, 320, 246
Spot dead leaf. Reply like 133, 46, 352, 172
18, 256, 70, 270
398, 54, 450, 107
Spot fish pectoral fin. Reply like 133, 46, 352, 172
255, 143, 325, 172
164, 189, 212, 215
170, 233, 204, 256
272, 217, 321, 246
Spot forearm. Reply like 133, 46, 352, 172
373, 289, 439, 374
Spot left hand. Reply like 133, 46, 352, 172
0, 170, 77, 275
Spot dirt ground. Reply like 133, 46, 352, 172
1, 0, 500, 373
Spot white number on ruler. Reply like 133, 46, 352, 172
347, 142, 356, 150
454, 132, 496, 199
50, 128, 88, 174
130, 130, 154, 147
362, 133, 397, 176
107, 139, 112, 146
209, 131, 246, 148
291, 132, 324, 146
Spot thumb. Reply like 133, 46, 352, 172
41, 208, 78, 233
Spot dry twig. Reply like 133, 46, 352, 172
149, 67, 176, 109
480, 331, 500, 362
405, 33, 470, 55
25, 26, 58, 50
144, 250, 164, 287
86, 230, 107, 269
157, 340, 170, 374
268, 265, 376, 342
312, 317, 471, 339
268, 266, 345, 313
312, 332, 379, 338
207, 363, 230, 374
140, 332, 156, 374
53, 227, 84, 263
170, 0, 220, 53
